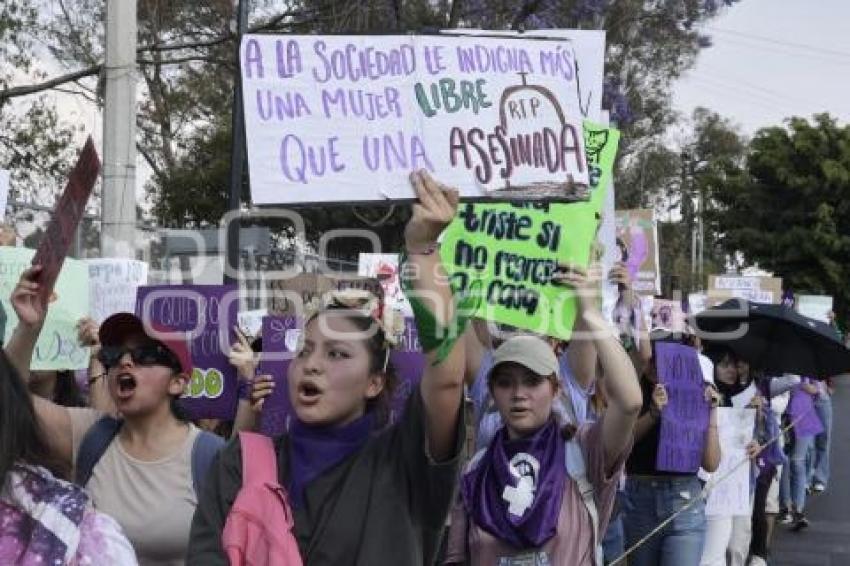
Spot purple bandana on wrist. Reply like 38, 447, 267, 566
288, 412, 375, 508
461, 418, 566, 549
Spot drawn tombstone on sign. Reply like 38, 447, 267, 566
493, 72, 586, 201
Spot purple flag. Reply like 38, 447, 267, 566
258, 316, 426, 436
655, 342, 710, 473
135, 284, 238, 420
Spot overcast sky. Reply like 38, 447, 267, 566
672, 0, 850, 138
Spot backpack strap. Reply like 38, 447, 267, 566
75, 416, 123, 486
565, 437, 602, 566
238, 431, 278, 485
191, 430, 225, 496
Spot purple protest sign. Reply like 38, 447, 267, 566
135, 284, 238, 420
788, 380, 824, 437
258, 316, 426, 437
655, 342, 710, 473
258, 315, 298, 437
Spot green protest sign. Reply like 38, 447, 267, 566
439, 122, 619, 339
0, 247, 90, 370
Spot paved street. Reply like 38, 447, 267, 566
773, 378, 850, 565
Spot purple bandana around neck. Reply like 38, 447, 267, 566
287, 412, 375, 509
461, 419, 566, 549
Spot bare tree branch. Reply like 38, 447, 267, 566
0, 8, 317, 104
0, 65, 101, 103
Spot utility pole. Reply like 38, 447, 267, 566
101, 0, 138, 258
225, 0, 250, 285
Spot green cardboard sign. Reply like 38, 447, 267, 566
0, 247, 90, 369
439, 122, 620, 339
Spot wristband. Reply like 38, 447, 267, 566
400, 252, 479, 364
405, 241, 440, 256
237, 379, 253, 400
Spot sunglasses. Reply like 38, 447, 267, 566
98, 343, 181, 372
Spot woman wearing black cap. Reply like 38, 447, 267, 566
5, 265, 223, 566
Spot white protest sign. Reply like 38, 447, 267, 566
237, 308, 267, 338
0, 169, 9, 219
240, 33, 603, 204
705, 407, 755, 516
85, 259, 149, 324
688, 292, 708, 316
358, 253, 413, 317
797, 295, 832, 324
453, 29, 605, 121
708, 275, 782, 305
0, 248, 90, 370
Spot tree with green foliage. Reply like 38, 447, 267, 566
710, 113, 850, 322
0, 1, 79, 206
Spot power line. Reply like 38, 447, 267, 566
698, 62, 815, 107
686, 76, 797, 115
706, 26, 850, 61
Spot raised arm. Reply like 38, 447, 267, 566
77, 317, 116, 415
405, 170, 464, 462
462, 319, 491, 388
556, 265, 642, 471
4, 266, 74, 465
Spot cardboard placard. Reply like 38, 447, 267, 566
438, 123, 619, 340
707, 275, 783, 305
615, 209, 660, 296
705, 407, 756, 516
31, 137, 100, 305
240, 33, 606, 204
655, 342, 711, 473
85, 259, 149, 324
0, 248, 90, 370
135, 284, 238, 420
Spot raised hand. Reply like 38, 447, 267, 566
77, 316, 100, 347
651, 383, 669, 414
11, 266, 47, 327
405, 169, 459, 254
250, 374, 275, 412
552, 262, 603, 315
228, 327, 258, 382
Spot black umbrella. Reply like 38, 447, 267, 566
692, 299, 850, 379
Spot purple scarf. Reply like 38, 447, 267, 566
288, 413, 375, 508
461, 419, 566, 549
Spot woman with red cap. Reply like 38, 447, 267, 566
5, 268, 223, 566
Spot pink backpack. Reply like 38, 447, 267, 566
222, 432, 304, 566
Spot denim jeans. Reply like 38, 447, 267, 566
808, 395, 833, 487
623, 476, 706, 566
780, 433, 815, 512
602, 492, 625, 564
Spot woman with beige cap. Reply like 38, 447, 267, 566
444, 267, 642, 565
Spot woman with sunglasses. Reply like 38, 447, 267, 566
5, 271, 223, 566
187, 170, 467, 565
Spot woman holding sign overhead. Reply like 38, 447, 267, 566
4, 269, 224, 566
443, 264, 642, 566
621, 334, 721, 566
187, 170, 468, 565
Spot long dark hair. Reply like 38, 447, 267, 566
305, 309, 398, 427
54, 370, 85, 407
0, 351, 65, 484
